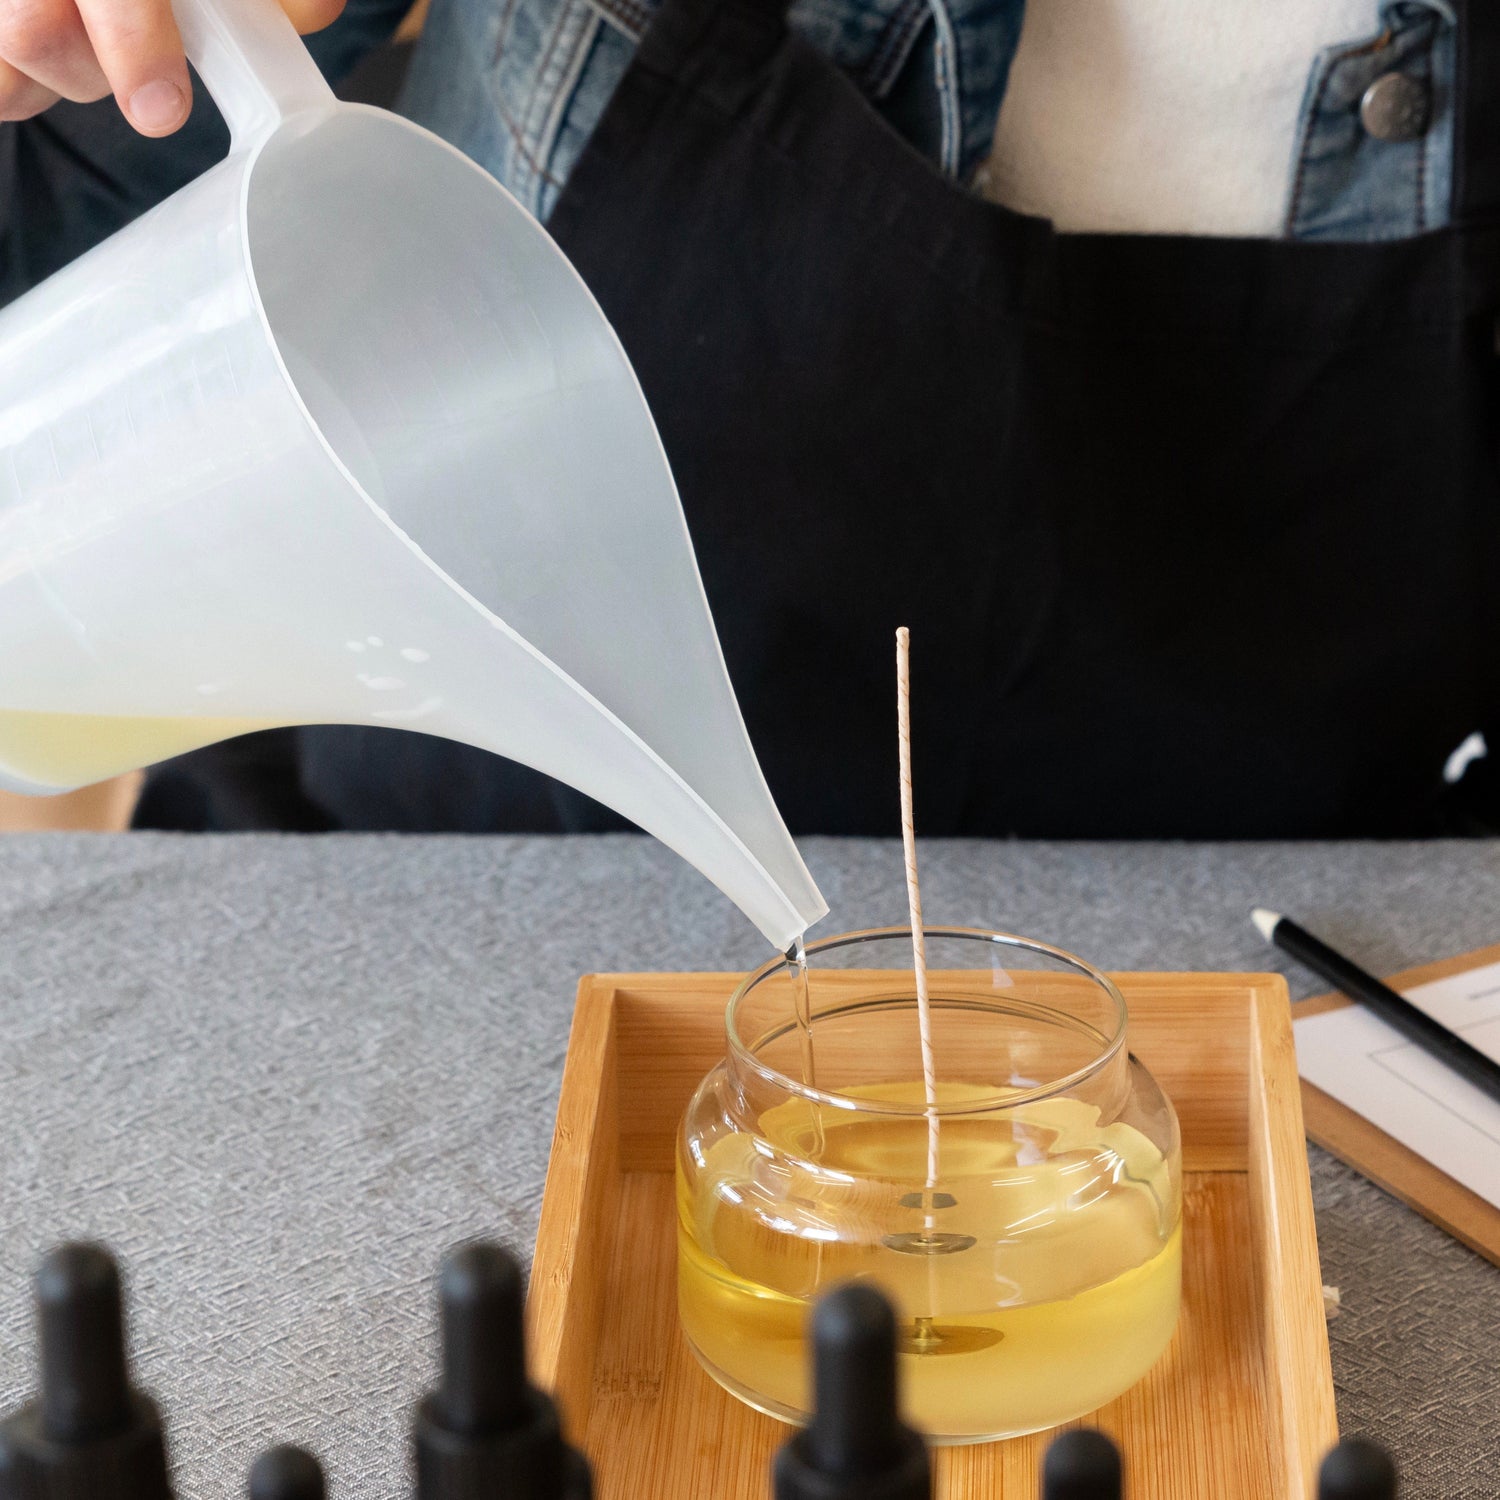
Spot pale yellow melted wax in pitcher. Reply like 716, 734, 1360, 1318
0, 710, 278, 788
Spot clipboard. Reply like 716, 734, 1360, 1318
1293, 942, 1500, 1267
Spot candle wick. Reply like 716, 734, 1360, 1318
896, 627, 940, 1204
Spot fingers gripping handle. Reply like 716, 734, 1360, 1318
172, 0, 336, 149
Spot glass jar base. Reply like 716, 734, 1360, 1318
682, 1337, 1083, 1446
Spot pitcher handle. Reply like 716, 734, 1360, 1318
173, 0, 337, 151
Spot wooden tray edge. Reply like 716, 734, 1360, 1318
530, 975, 620, 1442
1247, 974, 1339, 1499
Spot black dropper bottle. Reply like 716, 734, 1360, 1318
1042, 1429, 1122, 1499
414, 1242, 591, 1500
1318, 1438, 1398, 1499
248, 1446, 326, 1500
0, 1243, 173, 1500
773, 1283, 930, 1500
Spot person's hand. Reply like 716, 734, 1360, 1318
0, 0, 345, 134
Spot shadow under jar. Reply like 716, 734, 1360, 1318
676, 926, 1183, 1444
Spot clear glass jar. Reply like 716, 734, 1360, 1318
676, 926, 1182, 1444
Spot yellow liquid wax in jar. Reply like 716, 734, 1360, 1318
678, 1081, 1181, 1442
0, 710, 279, 789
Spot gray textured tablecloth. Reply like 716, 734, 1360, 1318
1, 834, 1496, 1498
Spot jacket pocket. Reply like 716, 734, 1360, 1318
1286, 0, 1455, 241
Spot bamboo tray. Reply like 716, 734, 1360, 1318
528, 972, 1337, 1499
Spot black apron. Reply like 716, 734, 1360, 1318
139, 0, 1500, 838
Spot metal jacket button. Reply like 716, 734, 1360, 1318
1360, 72, 1431, 141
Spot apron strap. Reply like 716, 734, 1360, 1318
1455, 0, 1500, 223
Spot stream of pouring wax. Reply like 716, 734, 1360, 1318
677, 1080, 1181, 1441
0, 710, 280, 789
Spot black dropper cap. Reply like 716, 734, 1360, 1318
414, 1243, 591, 1500
248, 1446, 325, 1500
1318, 1438, 1398, 1499
1042, 1429, 1122, 1499
0, 1243, 173, 1500
773, 1284, 930, 1500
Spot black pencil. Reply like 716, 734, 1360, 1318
1252, 908, 1500, 1107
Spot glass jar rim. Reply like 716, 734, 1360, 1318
725, 924, 1129, 1116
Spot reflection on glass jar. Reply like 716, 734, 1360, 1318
676, 927, 1182, 1444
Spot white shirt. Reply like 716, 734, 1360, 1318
979, 0, 1380, 236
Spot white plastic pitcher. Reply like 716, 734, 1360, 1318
0, 0, 827, 948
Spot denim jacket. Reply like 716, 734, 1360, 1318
398, 0, 1457, 239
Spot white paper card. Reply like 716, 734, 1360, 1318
1292, 958, 1500, 1209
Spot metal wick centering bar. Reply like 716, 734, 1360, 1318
884, 1190, 1002, 1357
